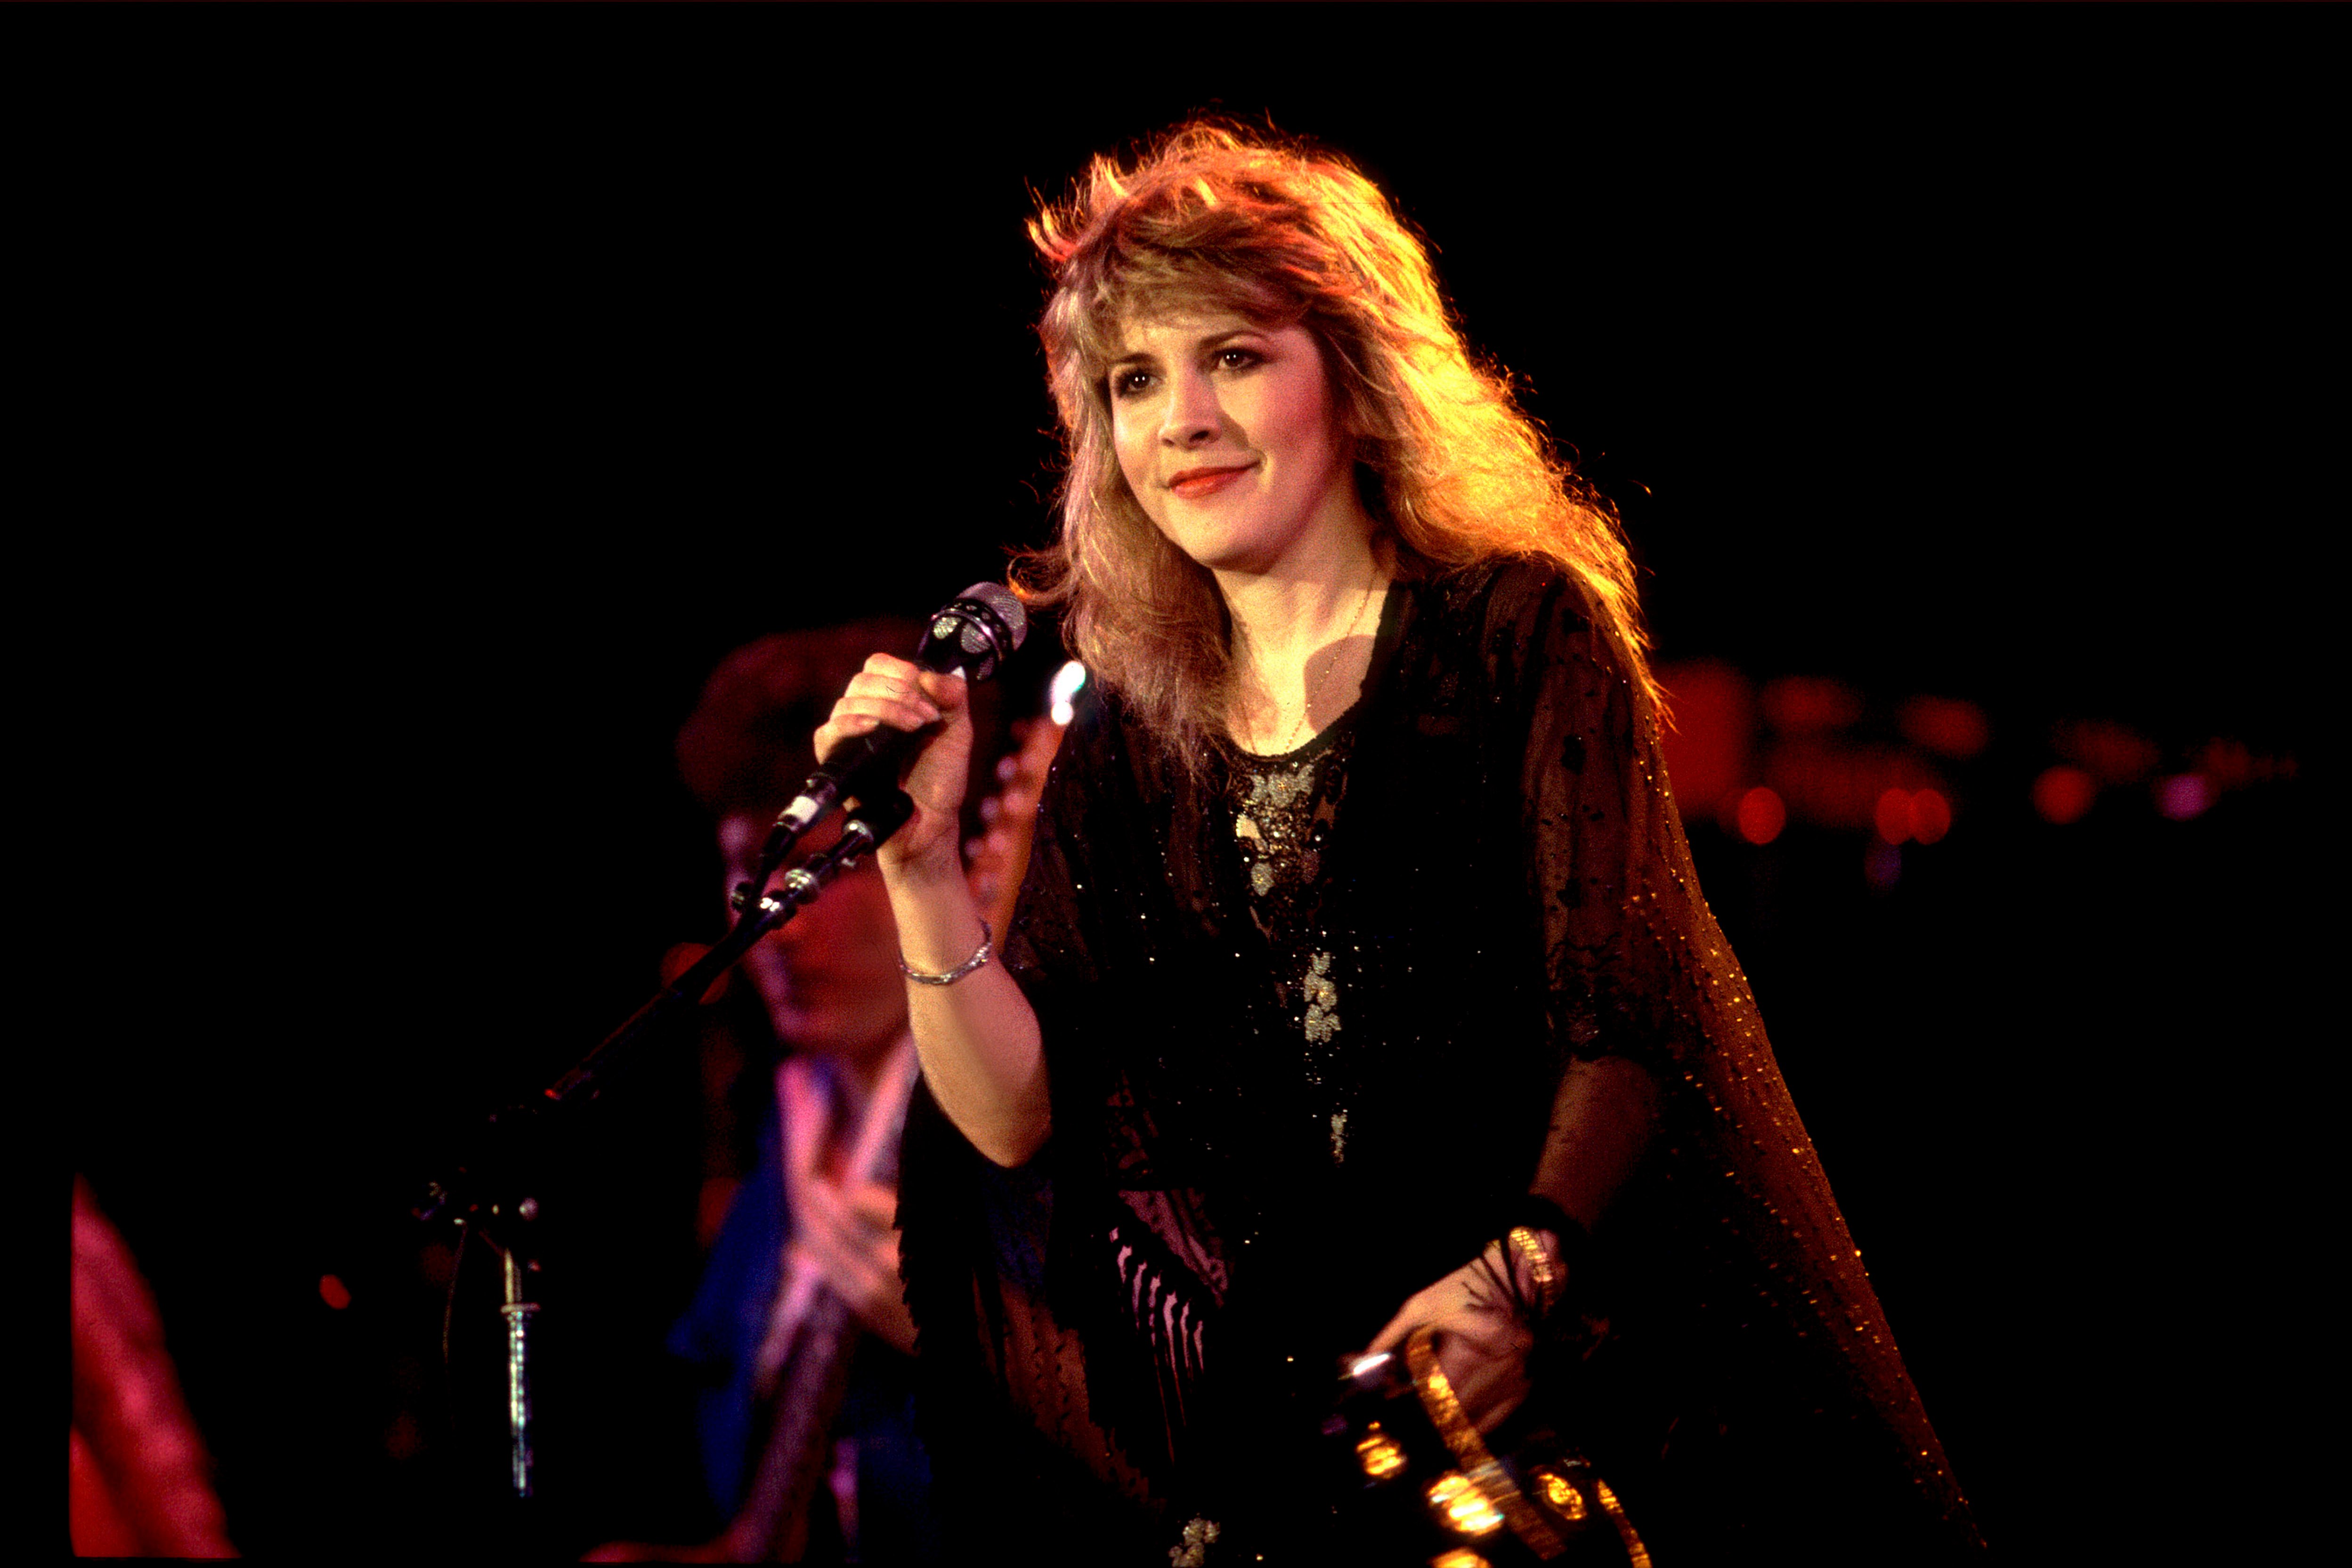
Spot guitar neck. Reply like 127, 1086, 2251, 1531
735, 1286, 860, 1562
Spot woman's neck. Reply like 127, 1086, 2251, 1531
1218, 530, 1390, 754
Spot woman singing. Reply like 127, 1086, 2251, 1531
815, 123, 1981, 1564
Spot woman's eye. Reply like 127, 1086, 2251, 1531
1111, 370, 1154, 399
1217, 348, 1262, 371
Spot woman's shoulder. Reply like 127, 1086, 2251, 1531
1039, 676, 1189, 809
1419, 554, 1601, 645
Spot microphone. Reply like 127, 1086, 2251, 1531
738, 583, 1027, 904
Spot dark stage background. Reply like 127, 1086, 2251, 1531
59, 8, 2325, 1563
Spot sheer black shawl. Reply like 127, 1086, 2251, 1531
900, 559, 1979, 1563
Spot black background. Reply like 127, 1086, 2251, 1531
53, 6, 2327, 1561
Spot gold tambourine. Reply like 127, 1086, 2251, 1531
1326, 1326, 1651, 1568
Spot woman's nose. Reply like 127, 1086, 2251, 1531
1159, 369, 1221, 447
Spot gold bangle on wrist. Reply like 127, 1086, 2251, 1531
1507, 1225, 1564, 1315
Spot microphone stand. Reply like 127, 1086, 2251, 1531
410, 789, 916, 1509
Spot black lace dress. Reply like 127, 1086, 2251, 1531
899, 559, 1981, 1564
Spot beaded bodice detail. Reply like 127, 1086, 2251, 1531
1225, 720, 1359, 1161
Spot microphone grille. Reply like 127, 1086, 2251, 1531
957, 582, 1027, 653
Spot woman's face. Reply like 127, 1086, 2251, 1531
1107, 311, 1366, 578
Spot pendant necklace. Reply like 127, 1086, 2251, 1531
1256, 565, 1384, 756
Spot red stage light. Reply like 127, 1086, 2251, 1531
2053, 719, 2159, 785
2155, 773, 2214, 821
2194, 738, 2255, 790
2033, 765, 2097, 824
1898, 696, 1991, 759
319, 1274, 352, 1311
1655, 659, 1754, 815
1761, 675, 1864, 734
1874, 787, 1914, 844
1911, 788, 1952, 844
1735, 786, 1786, 845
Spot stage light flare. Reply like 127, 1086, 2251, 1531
1049, 660, 1087, 726
1735, 786, 1786, 845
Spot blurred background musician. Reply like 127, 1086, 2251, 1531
590, 621, 1059, 1564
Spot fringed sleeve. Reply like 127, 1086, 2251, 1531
1478, 561, 1982, 1559
894, 693, 1174, 1560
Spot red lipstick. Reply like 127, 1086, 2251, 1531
1167, 464, 1254, 499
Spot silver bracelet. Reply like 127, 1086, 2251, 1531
899, 917, 993, 986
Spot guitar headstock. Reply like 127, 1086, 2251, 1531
965, 708, 1069, 943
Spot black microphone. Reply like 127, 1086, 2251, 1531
737, 583, 1027, 905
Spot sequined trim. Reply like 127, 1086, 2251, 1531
1169, 1515, 1220, 1566
1303, 950, 1340, 1043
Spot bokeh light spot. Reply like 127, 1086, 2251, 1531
1761, 675, 1864, 734
319, 1274, 352, 1310
1735, 786, 1786, 845
1874, 787, 1914, 844
1910, 788, 1952, 844
2032, 765, 2097, 824
2054, 719, 2160, 785
1897, 695, 1991, 759
2155, 773, 2214, 821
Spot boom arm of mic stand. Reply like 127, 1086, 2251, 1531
412, 787, 916, 1229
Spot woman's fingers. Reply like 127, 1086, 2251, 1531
803, 654, 977, 874
1361, 1248, 1540, 1431
791, 1174, 907, 1317
796, 1173, 895, 1238
1365, 1283, 1445, 1355
813, 668, 942, 754
850, 661, 945, 721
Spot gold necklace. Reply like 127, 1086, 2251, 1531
1257, 566, 1384, 755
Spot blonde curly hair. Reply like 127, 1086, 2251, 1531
1017, 121, 1657, 767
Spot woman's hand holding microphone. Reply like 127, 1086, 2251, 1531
811, 654, 977, 881
815, 649, 1049, 1168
